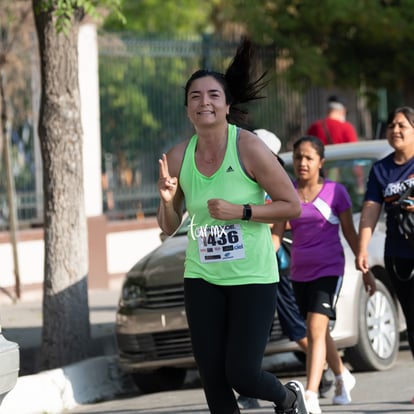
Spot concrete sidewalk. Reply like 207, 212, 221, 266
0, 289, 137, 414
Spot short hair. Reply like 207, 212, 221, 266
327, 95, 346, 111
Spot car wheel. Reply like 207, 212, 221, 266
131, 367, 187, 394
345, 279, 399, 371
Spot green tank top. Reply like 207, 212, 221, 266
179, 123, 278, 285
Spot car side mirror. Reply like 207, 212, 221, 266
159, 231, 168, 242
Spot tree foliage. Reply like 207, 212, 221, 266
221, 0, 414, 106
35, 0, 124, 32
103, 0, 214, 35
101, 0, 414, 119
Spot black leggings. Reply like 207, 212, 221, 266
184, 278, 287, 414
384, 256, 414, 358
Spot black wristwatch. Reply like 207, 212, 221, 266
242, 204, 252, 221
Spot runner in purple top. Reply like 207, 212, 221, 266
273, 136, 376, 414
289, 180, 351, 282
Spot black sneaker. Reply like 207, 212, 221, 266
318, 368, 334, 398
274, 380, 309, 414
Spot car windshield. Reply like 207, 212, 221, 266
285, 157, 377, 213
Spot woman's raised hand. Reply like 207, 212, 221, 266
158, 153, 178, 203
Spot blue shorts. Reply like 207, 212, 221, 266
275, 246, 306, 342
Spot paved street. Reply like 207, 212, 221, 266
67, 346, 414, 414
2, 289, 413, 414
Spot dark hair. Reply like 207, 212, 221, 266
386, 106, 414, 128
184, 37, 268, 126
328, 94, 346, 106
293, 135, 325, 177
185, 69, 229, 102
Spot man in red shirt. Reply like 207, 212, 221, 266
307, 95, 358, 144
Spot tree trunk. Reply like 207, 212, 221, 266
32, 1, 90, 369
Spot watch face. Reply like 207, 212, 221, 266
242, 204, 252, 220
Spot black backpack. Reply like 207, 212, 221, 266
394, 186, 414, 249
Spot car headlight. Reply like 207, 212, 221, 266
121, 283, 145, 308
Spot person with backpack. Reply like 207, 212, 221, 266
356, 106, 414, 405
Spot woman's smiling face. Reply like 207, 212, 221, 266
186, 75, 230, 127
386, 112, 414, 152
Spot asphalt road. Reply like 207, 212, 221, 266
67, 345, 413, 414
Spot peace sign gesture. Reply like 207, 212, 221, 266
158, 153, 178, 203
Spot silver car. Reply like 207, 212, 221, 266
116, 140, 404, 393
0, 327, 19, 406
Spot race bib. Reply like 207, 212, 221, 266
197, 223, 245, 263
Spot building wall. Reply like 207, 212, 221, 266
0, 217, 162, 303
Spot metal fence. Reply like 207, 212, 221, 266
0, 34, 373, 229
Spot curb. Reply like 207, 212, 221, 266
0, 355, 137, 414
